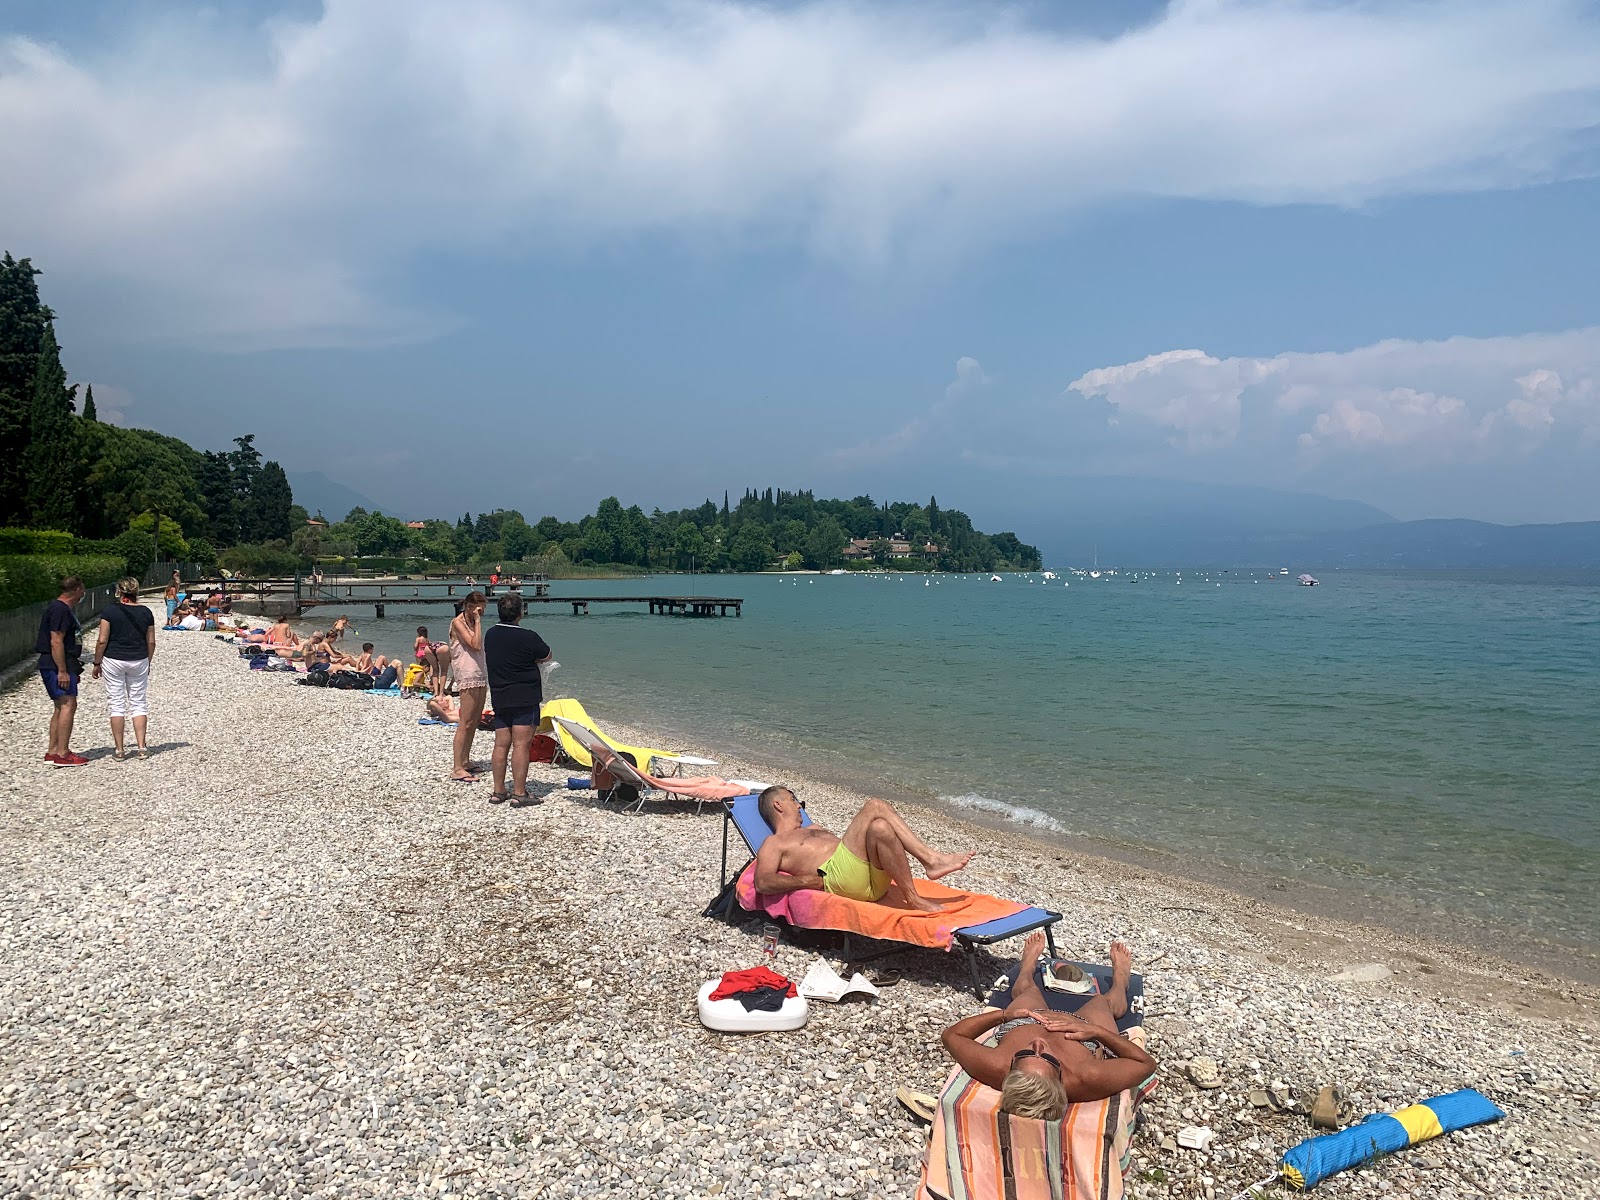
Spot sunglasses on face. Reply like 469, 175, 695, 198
1011, 1048, 1064, 1075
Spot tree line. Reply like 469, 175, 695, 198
300, 488, 1040, 574
3, 250, 1040, 578
0, 253, 296, 574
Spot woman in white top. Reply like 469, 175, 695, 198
447, 591, 489, 782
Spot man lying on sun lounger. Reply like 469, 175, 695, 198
940, 932, 1156, 1119
752, 786, 975, 914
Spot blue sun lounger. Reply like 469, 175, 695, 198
714, 793, 1063, 999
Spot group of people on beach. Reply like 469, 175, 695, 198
162, 575, 231, 630
34, 569, 1155, 1128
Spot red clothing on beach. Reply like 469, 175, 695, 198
709, 966, 796, 1001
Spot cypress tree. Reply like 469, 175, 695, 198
252, 461, 294, 541
23, 322, 80, 530
82, 383, 97, 422
0, 253, 50, 523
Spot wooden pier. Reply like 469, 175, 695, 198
217, 574, 742, 619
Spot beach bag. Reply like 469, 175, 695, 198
300, 667, 330, 687
328, 670, 374, 690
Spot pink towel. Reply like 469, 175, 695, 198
735, 862, 1025, 950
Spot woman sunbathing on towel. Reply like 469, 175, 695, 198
751, 786, 975, 914
940, 933, 1156, 1119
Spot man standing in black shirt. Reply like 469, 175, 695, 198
37, 575, 87, 766
483, 592, 551, 807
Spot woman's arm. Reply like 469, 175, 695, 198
92, 618, 111, 679
940, 1011, 1010, 1087
145, 621, 156, 663
450, 614, 482, 652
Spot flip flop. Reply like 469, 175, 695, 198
1187, 1057, 1223, 1089
1309, 1085, 1351, 1129
866, 969, 902, 987
450, 774, 480, 784
895, 1085, 937, 1124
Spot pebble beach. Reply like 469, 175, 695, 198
2, 606, 1597, 1199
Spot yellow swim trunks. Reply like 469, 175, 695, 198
820, 842, 890, 902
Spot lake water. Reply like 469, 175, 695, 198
310, 569, 1600, 963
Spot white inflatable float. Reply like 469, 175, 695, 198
696, 979, 808, 1032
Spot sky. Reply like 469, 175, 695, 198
2, 0, 1599, 532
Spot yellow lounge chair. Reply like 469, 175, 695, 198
537, 697, 711, 776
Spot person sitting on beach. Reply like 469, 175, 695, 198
264, 615, 300, 657
304, 634, 334, 670
939, 933, 1155, 1119
352, 643, 389, 673
751, 787, 975, 914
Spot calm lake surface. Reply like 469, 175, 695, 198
319, 568, 1600, 961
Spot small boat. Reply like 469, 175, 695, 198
1279, 567, 1290, 575
1041, 570, 1057, 580
1298, 574, 1318, 586
989, 574, 1002, 582
827, 569, 846, 576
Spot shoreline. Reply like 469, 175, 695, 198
597, 714, 1599, 1026
592, 701, 1600, 990
7, 614, 1593, 1197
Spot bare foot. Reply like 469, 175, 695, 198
925, 849, 976, 880
1020, 930, 1047, 969
1107, 939, 1132, 1019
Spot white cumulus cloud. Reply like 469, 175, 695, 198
1066, 328, 1600, 464
1, 0, 1599, 345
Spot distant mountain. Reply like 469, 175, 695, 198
1000, 477, 1395, 566
1273, 519, 1600, 569
286, 471, 378, 524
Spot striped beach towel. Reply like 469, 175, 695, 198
916, 1031, 1155, 1200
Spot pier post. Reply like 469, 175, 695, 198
375, 604, 385, 619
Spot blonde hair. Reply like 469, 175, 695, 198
999, 1070, 1070, 1121
117, 576, 141, 599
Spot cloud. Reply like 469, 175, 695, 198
833, 355, 989, 467
1067, 328, 1600, 465
2, 0, 1599, 345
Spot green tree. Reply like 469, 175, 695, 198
81, 383, 97, 422
729, 522, 773, 572
869, 537, 892, 566
0, 253, 49, 524
230, 435, 265, 540
251, 461, 294, 541
673, 521, 706, 569
128, 511, 189, 559
805, 517, 847, 568
197, 451, 238, 545
501, 516, 535, 561
23, 323, 79, 530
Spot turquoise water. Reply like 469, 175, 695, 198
326, 569, 1600, 957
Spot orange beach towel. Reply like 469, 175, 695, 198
735, 862, 1026, 950
917, 1033, 1153, 1200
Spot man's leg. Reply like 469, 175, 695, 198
51, 695, 77, 756
492, 726, 511, 794
840, 797, 974, 880
862, 818, 945, 912
510, 725, 534, 795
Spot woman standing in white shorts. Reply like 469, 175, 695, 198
91, 577, 157, 760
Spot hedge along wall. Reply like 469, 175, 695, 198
0, 555, 127, 611
0, 555, 128, 669
0, 529, 75, 555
